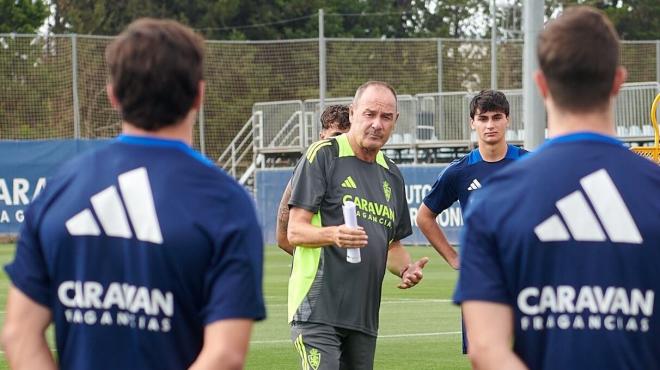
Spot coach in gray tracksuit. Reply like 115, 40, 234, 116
287, 81, 429, 370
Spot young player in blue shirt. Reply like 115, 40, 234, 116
1, 19, 265, 370
418, 90, 527, 270
417, 90, 527, 353
455, 6, 660, 370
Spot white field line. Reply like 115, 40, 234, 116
264, 298, 453, 308
251, 331, 462, 345
0, 331, 464, 353
0, 299, 452, 314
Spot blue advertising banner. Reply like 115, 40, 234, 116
0, 140, 110, 234
2, 141, 463, 244
255, 164, 463, 246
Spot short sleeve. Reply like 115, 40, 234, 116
202, 191, 266, 324
288, 141, 332, 213
4, 204, 52, 308
393, 178, 412, 242
423, 165, 458, 214
453, 190, 510, 305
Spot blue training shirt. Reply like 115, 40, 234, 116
5, 135, 266, 370
454, 132, 660, 370
423, 144, 527, 213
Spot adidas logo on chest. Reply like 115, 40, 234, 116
467, 178, 482, 191
341, 176, 357, 189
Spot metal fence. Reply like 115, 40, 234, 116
1, 33, 659, 164
251, 82, 660, 151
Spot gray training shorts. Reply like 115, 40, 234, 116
291, 322, 377, 370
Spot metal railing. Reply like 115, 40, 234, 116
217, 111, 260, 179
249, 81, 659, 152
216, 82, 659, 184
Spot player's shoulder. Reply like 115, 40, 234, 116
303, 137, 339, 165
510, 144, 530, 157
441, 153, 470, 176
378, 151, 405, 179
48, 141, 114, 185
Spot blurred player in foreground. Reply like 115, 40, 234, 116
287, 81, 429, 369
417, 89, 527, 354
1, 18, 265, 370
455, 6, 660, 370
276, 104, 351, 255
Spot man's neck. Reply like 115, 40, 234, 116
478, 140, 509, 162
121, 112, 195, 146
546, 101, 616, 138
347, 134, 378, 162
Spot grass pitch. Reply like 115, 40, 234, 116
0, 244, 470, 369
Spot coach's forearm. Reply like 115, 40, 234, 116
387, 241, 411, 277
287, 221, 338, 247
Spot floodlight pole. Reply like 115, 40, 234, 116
72, 34, 81, 139
491, 0, 497, 90
319, 9, 326, 113
523, 0, 546, 149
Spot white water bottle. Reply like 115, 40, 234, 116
342, 201, 361, 264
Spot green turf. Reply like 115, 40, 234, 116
0, 244, 470, 369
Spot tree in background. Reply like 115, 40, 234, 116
559, 0, 659, 39
1, 0, 657, 152
1, 1, 656, 42
0, 0, 49, 33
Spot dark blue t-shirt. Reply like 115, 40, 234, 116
454, 133, 660, 370
5, 135, 266, 370
423, 144, 527, 213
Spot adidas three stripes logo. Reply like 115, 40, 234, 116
341, 176, 357, 189
65, 167, 164, 244
467, 179, 482, 191
534, 169, 642, 244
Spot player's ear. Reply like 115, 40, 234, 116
349, 104, 355, 123
192, 81, 205, 110
610, 67, 627, 97
533, 70, 549, 99
106, 84, 120, 110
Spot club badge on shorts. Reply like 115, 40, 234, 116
308, 348, 321, 370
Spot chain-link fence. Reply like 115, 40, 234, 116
1, 33, 658, 162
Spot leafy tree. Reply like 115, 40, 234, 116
0, 0, 49, 33
558, 0, 659, 39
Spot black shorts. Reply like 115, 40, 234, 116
291, 322, 377, 370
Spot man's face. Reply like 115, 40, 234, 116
319, 123, 348, 139
348, 85, 398, 151
470, 109, 509, 145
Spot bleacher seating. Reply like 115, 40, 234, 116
236, 82, 658, 166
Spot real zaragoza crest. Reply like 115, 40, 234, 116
308, 348, 321, 370
383, 180, 391, 202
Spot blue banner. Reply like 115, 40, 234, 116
1, 141, 463, 245
255, 164, 462, 246
0, 140, 110, 234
